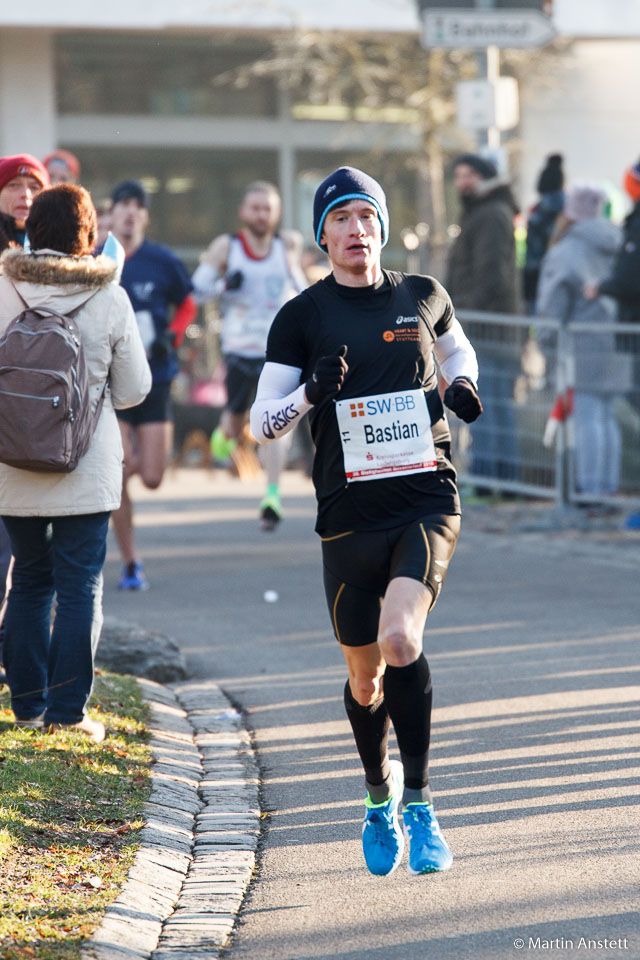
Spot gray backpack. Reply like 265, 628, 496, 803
0, 289, 105, 472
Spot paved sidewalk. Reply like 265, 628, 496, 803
82, 679, 260, 960
89, 470, 639, 960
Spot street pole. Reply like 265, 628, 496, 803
486, 44, 501, 148
475, 0, 501, 151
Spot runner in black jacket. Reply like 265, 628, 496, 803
250, 167, 483, 877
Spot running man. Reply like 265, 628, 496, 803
192, 181, 305, 530
250, 167, 482, 876
109, 179, 196, 590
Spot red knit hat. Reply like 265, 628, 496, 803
0, 153, 49, 194
624, 160, 640, 205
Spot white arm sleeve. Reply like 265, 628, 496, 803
250, 362, 312, 444
192, 262, 226, 305
433, 317, 479, 386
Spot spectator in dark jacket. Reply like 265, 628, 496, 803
523, 153, 565, 313
585, 157, 640, 324
446, 154, 520, 483
446, 153, 518, 313
0, 154, 49, 253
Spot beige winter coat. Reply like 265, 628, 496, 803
0, 248, 151, 516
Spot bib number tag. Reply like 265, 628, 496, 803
336, 389, 437, 482
222, 305, 271, 355
135, 310, 155, 354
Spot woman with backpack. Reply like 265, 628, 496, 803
0, 184, 151, 741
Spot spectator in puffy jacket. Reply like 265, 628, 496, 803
0, 184, 151, 741
537, 184, 622, 498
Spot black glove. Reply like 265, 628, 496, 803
305, 345, 348, 405
149, 332, 176, 363
443, 377, 483, 424
225, 270, 244, 291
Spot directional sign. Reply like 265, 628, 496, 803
422, 9, 556, 49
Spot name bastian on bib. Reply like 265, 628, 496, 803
335, 388, 437, 482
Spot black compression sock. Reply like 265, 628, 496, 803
343, 680, 391, 803
383, 654, 433, 805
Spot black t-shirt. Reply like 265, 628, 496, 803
266, 270, 461, 533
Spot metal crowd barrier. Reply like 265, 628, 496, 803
452, 311, 640, 511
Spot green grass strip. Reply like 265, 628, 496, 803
0, 671, 153, 960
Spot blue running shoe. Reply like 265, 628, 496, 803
361, 759, 405, 876
118, 561, 149, 591
402, 802, 453, 874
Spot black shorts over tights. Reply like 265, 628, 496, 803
224, 354, 265, 415
321, 513, 460, 647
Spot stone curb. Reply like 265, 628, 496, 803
81, 678, 260, 960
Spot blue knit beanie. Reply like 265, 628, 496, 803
313, 166, 389, 251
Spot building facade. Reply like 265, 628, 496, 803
1, 2, 639, 267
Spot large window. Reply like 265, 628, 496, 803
75, 147, 279, 266
56, 33, 278, 118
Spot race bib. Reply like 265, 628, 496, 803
222, 305, 272, 356
135, 310, 156, 354
335, 389, 437, 482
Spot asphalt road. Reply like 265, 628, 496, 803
103, 468, 640, 960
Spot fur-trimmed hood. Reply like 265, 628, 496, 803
0, 247, 116, 287
0, 247, 117, 313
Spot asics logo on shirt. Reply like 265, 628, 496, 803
396, 315, 419, 325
